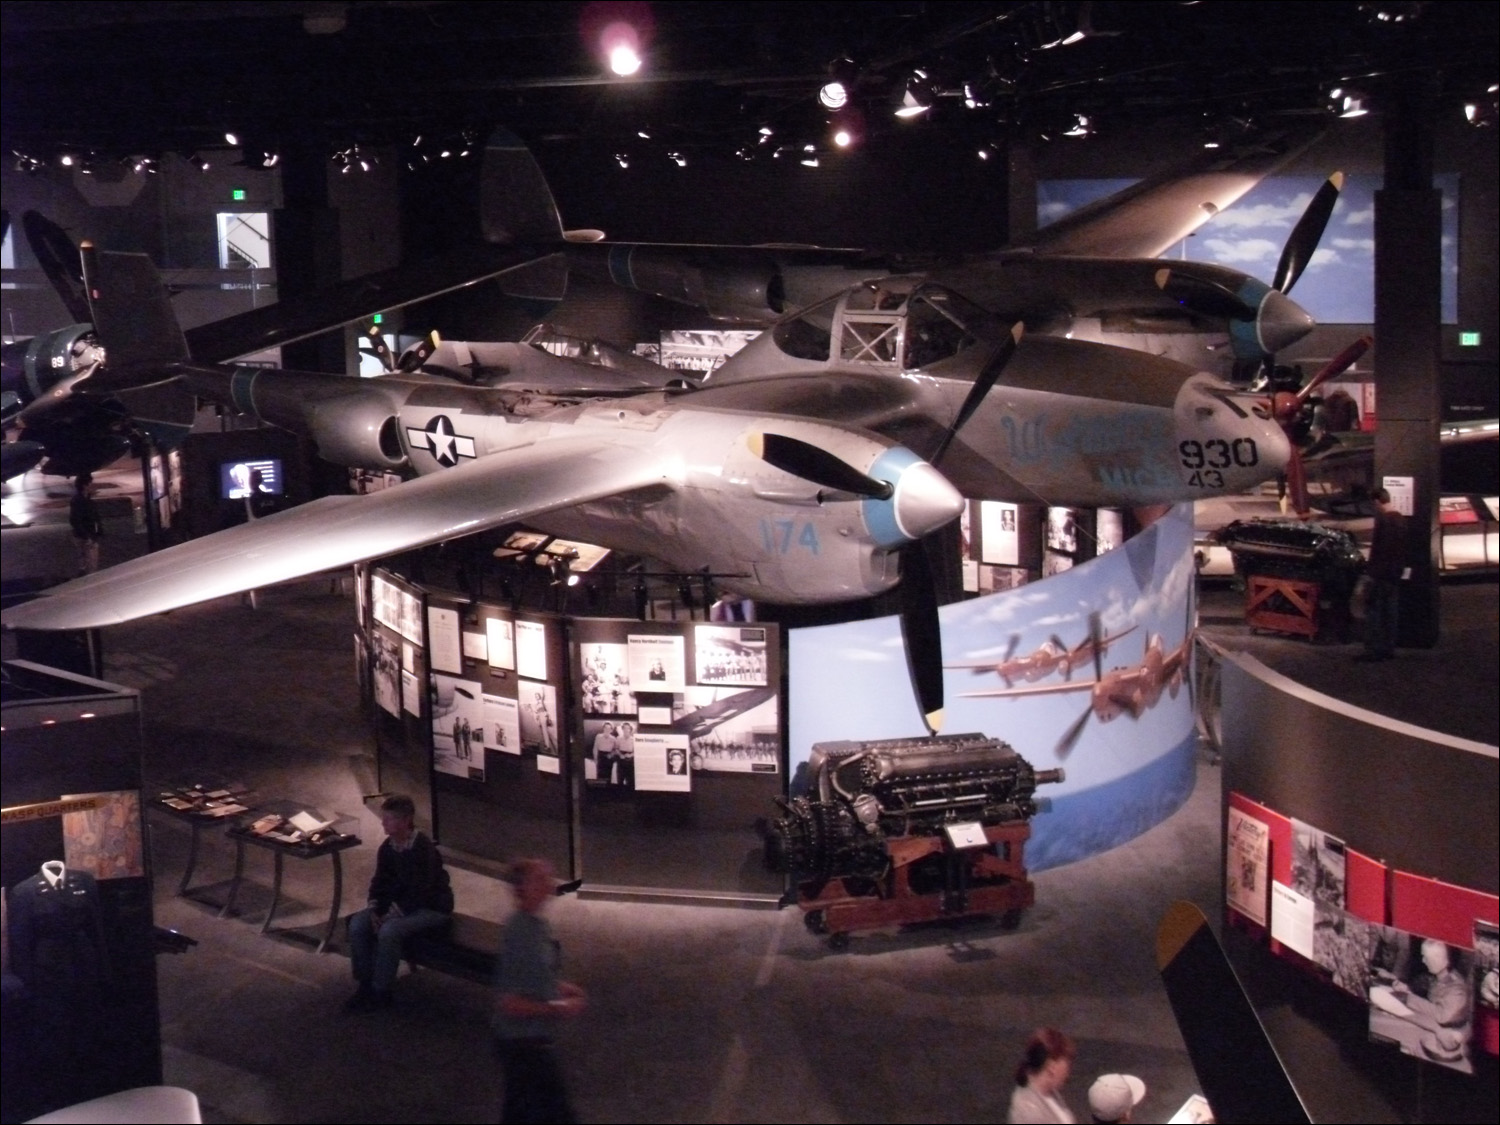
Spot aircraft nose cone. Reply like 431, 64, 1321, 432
893, 462, 964, 541
1258, 289, 1316, 355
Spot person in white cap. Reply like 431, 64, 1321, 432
1088, 1074, 1146, 1123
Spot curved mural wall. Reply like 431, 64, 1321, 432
789, 503, 1198, 870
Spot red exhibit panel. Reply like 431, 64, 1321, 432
1345, 847, 1387, 924
1391, 871, 1499, 946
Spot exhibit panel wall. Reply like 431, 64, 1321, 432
1219, 655, 1500, 1068
789, 503, 1199, 872
572, 617, 783, 897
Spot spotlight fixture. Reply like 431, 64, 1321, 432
818, 57, 857, 110
1329, 87, 1369, 118
1464, 84, 1498, 127
14, 152, 45, 173
668, 151, 687, 167
224, 132, 239, 146
894, 70, 935, 118
188, 152, 211, 171
60, 153, 76, 166
614, 152, 630, 169
1063, 113, 1094, 137
833, 129, 853, 148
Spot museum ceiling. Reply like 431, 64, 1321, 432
2, 1, 1497, 173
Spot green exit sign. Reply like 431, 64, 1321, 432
232, 188, 246, 201
372, 312, 383, 325
1459, 331, 1481, 347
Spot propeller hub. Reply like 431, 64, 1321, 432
1256, 288, 1316, 356
860, 446, 964, 548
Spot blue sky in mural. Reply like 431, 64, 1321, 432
1037, 174, 1460, 324
788, 505, 1197, 797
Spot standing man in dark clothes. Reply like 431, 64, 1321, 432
1362, 487, 1409, 660
493, 858, 586, 1123
345, 794, 453, 1011
68, 473, 104, 575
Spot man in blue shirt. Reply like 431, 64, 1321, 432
492, 858, 586, 1123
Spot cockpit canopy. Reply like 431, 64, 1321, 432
771, 277, 1007, 371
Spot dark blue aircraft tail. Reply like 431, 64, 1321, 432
81, 243, 190, 387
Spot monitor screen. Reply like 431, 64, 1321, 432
220, 458, 284, 500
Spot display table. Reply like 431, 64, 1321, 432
151, 785, 256, 897
223, 801, 360, 953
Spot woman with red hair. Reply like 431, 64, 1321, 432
1008, 1027, 1078, 1123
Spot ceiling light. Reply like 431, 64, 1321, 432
1063, 113, 1094, 137
224, 132, 239, 146
615, 152, 630, 169
60, 153, 76, 166
668, 151, 686, 167
819, 81, 848, 110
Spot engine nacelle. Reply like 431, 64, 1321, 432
764, 733, 1063, 880
304, 392, 408, 470
603, 246, 785, 322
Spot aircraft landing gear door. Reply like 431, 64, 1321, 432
835, 280, 912, 368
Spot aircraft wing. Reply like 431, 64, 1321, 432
182, 245, 565, 364
1016, 129, 1320, 259
959, 680, 1096, 700
2, 435, 668, 632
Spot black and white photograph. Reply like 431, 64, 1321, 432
580, 642, 636, 715
482, 693, 521, 756
427, 604, 462, 674
401, 668, 421, 716
1225, 806, 1269, 925
485, 616, 515, 671
1368, 930, 1476, 1074
1096, 509, 1125, 554
979, 500, 1020, 566
628, 633, 686, 693
372, 573, 423, 644
462, 630, 487, 662
634, 732, 691, 793
681, 687, 779, 773
431, 674, 485, 780
519, 679, 560, 762
515, 620, 548, 681
1046, 505, 1079, 554
372, 630, 400, 717
1291, 818, 1347, 910
1473, 919, 1498, 1013
1042, 551, 1074, 578
693, 625, 769, 687
1313, 904, 1381, 998
583, 718, 639, 787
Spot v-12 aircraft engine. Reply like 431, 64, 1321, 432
765, 733, 1063, 882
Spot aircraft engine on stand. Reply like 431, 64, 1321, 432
765, 733, 1063, 882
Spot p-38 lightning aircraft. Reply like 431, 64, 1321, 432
2, 228, 1289, 730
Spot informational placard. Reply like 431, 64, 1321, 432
516, 620, 548, 681
462, 631, 488, 662
628, 633, 686, 692
427, 606, 463, 674
1383, 474, 1415, 517
943, 822, 988, 849
1226, 807, 1269, 925
401, 668, 421, 715
486, 616, 515, 671
373, 574, 423, 644
634, 732, 691, 792
1270, 881, 1314, 958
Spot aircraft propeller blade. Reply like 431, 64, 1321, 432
748, 432, 894, 499
1088, 612, 1105, 681
899, 541, 945, 734
22, 210, 93, 324
398, 331, 441, 373
363, 327, 396, 372
1268, 334, 1370, 515
1003, 633, 1020, 664
1272, 173, 1344, 296
1153, 268, 1257, 321
930, 324, 1023, 466
1056, 703, 1093, 760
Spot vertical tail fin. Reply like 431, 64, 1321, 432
81, 242, 189, 383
